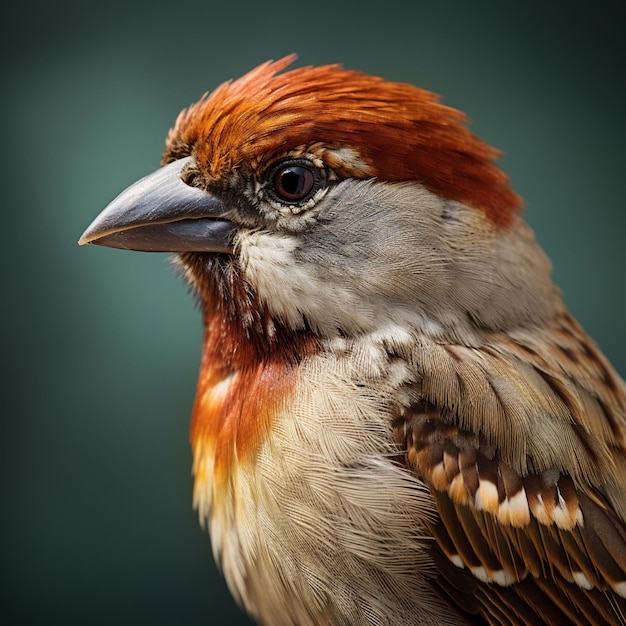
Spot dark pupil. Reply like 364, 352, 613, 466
276, 166, 313, 200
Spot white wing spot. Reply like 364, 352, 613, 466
449, 554, 465, 569
470, 566, 516, 586
613, 581, 626, 598
491, 569, 516, 587
498, 488, 530, 528
572, 571, 593, 590
475, 479, 499, 514
471, 566, 490, 583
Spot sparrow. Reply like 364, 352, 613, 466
80, 56, 626, 625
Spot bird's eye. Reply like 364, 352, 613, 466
266, 159, 324, 204
274, 166, 314, 201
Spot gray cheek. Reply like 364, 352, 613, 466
301, 205, 452, 303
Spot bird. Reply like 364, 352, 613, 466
79, 56, 626, 625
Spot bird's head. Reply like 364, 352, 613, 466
80, 56, 559, 349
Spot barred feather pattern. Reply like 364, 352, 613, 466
394, 309, 626, 625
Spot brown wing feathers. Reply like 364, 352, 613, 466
396, 406, 626, 624
394, 311, 626, 624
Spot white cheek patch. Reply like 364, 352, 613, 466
237, 230, 370, 334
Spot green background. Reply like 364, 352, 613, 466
3, 1, 625, 624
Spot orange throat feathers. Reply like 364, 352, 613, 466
189, 299, 316, 494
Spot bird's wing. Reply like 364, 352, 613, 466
394, 311, 626, 625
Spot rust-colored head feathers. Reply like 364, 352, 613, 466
166, 56, 521, 226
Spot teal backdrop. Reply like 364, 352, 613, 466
3, 1, 624, 624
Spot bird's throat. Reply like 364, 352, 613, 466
190, 306, 317, 502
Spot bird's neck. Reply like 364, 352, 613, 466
189, 302, 316, 512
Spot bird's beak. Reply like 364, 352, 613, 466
78, 156, 235, 253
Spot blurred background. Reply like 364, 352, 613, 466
3, 0, 624, 624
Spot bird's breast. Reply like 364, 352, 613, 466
188, 330, 457, 625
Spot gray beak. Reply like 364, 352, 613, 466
79, 156, 235, 253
